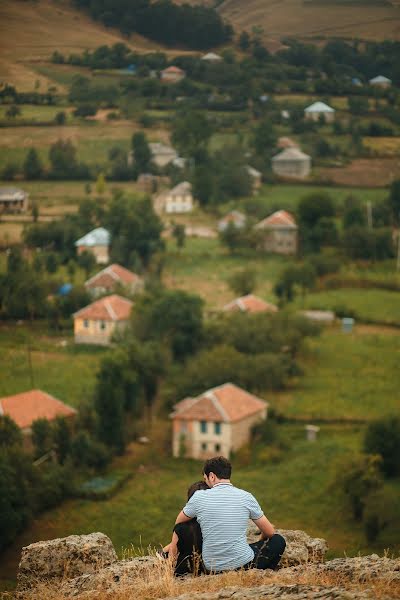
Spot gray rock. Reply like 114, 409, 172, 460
17, 532, 117, 592
161, 583, 374, 600
246, 523, 328, 566
285, 555, 400, 583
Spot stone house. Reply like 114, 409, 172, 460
255, 210, 298, 255
149, 142, 178, 168
171, 382, 268, 459
157, 181, 194, 214
369, 75, 392, 88
73, 294, 133, 346
304, 101, 335, 123
271, 148, 311, 179
0, 389, 76, 438
217, 210, 246, 232
84, 264, 143, 298
160, 66, 186, 83
75, 227, 110, 265
0, 187, 29, 213
223, 294, 278, 314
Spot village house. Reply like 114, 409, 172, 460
277, 137, 298, 149
217, 210, 246, 232
0, 389, 76, 439
171, 383, 268, 459
73, 294, 133, 346
246, 166, 262, 193
304, 101, 335, 123
369, 75, 392, 88
137, 173, 158, 194
75, 227, 110, 265
149, 142, 178, 168
84, 264, 143, 297
255, 210, 298, 255
201, 52, 222, 62
223, 294, 278, 314
156, 181, 194, 214
160, 66, 186, 83
0, 187, 29, 213
271, 147, 311, 179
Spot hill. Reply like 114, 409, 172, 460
217, 0, 400, 48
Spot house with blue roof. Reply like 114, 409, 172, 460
75, 227, 110, 265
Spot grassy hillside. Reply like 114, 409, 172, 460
218, 0, 400, 47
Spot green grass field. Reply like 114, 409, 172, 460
0, 323, 104, 408
298, 288, 400, 326
269, 327, 400, 420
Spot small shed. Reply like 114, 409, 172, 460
149, 142, 178, 168
272, 148, 311, 179
201, 52, 222, 62
0, 187, 29, 213
304, 101, 335, 123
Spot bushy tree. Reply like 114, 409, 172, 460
387, 179, 400, 225
335, 454, 383, 520
364, 416, 400, 477
0, 416, 22, 448
228, 268, 257, 296
274, 263, 316, 304
23, 148, 43, 180
31, 418, 53, 459
172, 110, 213, 160
131, 132, 151, 173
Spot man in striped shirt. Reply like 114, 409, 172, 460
174, 456, 286, 573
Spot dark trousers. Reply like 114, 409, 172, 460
245, 533, 286, 570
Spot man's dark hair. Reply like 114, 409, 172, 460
187, 480, 209, 500
203, 456, 232, 479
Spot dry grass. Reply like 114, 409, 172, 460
364, 137, 400, 156
6, 557, 400, 600
219, 0, 400, 46
317, 157, 400, 187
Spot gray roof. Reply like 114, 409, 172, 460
149, 142, 177, 157
170, 181, 192, 195
369, 75, 391, 84
0, 187, 28, 200
75, 227, 110, 247
304, 101, 335, 113
272, 148, 311, 162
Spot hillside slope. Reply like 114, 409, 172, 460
218, 0, 400, 47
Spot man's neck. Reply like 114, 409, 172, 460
213, 478, 231, 486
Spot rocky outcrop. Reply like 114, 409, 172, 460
17, 532, 117, 592
161, 584, 374, 600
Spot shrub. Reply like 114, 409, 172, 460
364, 416, 400, 477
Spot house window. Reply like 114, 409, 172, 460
215, 443, 221, 452
100, 321, 106, 330
84, 319, 89, 328
201, 443, 207, 451
200, 421, 207, 434
180, 422, 187, 433
214, 422, 221, 435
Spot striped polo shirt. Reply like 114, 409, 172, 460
182, 482, 264, 572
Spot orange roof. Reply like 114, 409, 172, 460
256, 210, 297, 230
0, 389, 77, 430
85, 264, 141, 290
73, 294, 133, 321
171, 383, 267, 423
223, 294, 278, 313
163, 66, 185, 74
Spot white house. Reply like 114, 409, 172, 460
218, 210, 246, 232
0, 187, 29, 213
149, 142, 178, 168
304, 101, 335, 123
201, 52, 222, 62
157, 181, 194, 214
271, 148, 311, 179
171, 383, 268, 459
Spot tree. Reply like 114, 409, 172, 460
228, 268, 257, 296
387, 179, 400, 225
48, 139, 89, 180
252, 118, 277, 160
343, 195, 366, 229
131, 132, 151, 173
172, 110, 213, 160
31, 418, 53, 459
335, 454, 383, 520
298, 192, 336, 252
274, 263, 316, 304
31, 201, 39, 223
53, 417, 71, 465
54, 111, 66, 125
77, 250, 96, 277
0, 416, 22, 448
172, 223, 186, 249
364, 416, 400, 478
23, 148, 43, 180
70, 431, 110, 469
5, 105, 21, 118
238, 31, 250, 51
95, 173, 106, 195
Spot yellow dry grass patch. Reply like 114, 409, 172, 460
0, 222, 24, 246
364, 137, 400, 156
220, 0, 400, 46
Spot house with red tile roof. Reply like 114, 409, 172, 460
255, 210, 298, 255
0, 389, 76, 435
160, 66, 186, 83
217, 210, 246, 232
84, 264, 143, 298
171, 383, 268, 458
73, 294, 133, 345
222, 294, 278, 314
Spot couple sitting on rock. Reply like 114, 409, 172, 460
162, 456, 286, 576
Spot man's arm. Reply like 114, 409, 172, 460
253, 515, 275, 540
175, 510, 193, 525
163, 531, 179, 557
